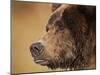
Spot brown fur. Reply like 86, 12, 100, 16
30, 4, 96, 70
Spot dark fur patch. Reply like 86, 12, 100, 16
46, 5, 96, 70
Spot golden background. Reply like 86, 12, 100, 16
12, 1, 54, 74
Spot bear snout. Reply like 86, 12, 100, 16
30, 42, 44, 57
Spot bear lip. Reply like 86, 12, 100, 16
34, 59, 49, 65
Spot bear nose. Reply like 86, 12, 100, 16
30, 42, 44, 56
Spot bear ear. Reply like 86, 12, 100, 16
52, 4, 61, 12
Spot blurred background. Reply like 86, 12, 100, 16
12, 0, 53, 74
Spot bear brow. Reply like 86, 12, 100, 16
48, 12, 60, 24
48, 14, 57, 24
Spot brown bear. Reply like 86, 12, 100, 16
30, 4, 96, 70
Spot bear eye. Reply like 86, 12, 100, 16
55, 20, 64, 31
59, 26, 64, 31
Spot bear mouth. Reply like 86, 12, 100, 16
34, 59, 49, 65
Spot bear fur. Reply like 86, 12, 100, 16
30, 4, 96, 70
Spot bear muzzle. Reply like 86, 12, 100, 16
30, 42, 49, 65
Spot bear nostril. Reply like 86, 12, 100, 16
30, 42, 44, 54
34, 46, 40, 52
34, 46, 39, 50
